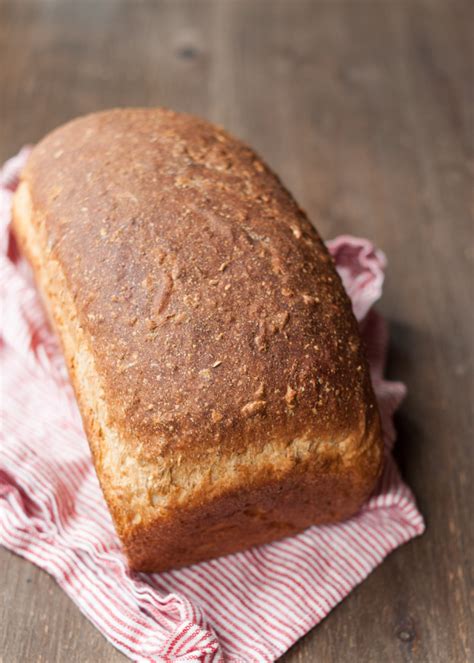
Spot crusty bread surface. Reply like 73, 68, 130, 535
12, 108, 383, 571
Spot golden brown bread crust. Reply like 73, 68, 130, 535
12, 108, 383, 571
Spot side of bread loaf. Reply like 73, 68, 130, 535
12, 108, 383, 571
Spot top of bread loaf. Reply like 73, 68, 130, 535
23, 108, 378, 475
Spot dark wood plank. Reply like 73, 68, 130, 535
1, 1, 472, 662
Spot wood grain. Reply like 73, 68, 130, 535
0, 1, 472, 662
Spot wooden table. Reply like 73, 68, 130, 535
1, 1, 472, 661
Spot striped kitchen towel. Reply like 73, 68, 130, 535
0, 149, 424, 663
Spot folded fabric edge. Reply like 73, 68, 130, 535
266, 513, 425, 662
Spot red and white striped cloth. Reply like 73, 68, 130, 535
0, 149, 424, 663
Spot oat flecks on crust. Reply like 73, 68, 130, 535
14, 108, 384, 571
25, 108, 376, 455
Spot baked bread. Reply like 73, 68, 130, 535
12, 108, 383, 572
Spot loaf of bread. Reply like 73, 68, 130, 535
12, 108, 383, 572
